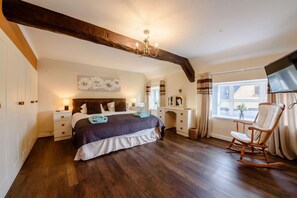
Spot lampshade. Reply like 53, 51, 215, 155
63, 99, 70, 106
130, 98, 136, 103
63, 99, 70, 111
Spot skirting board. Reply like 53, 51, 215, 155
38, 132, 53, 138
211, 133, 233, 142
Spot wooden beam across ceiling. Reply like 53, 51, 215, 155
2, 0, 195, 82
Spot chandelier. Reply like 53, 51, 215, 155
135, 29, 159, 57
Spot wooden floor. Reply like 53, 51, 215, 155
6, 130, 297, 198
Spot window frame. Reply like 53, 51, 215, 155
149, 85, 160, 110
212, 79, 267, 121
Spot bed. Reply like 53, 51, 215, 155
71, 98, 165, 161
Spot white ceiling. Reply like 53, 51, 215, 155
21, 0, 297, 78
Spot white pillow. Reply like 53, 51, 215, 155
100, 104, 106, 113
80, 103, 87, 114
107, 102, 115, 112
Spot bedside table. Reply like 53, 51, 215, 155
53, 111, 72, 141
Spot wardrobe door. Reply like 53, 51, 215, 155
0, 37, 8, 196
18, 58, 28, 162
0, 39, 6, 121
25, 63, 33, 151
30, 67, 38, 142
6, 49, 20, 168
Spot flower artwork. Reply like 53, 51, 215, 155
77, 75, 121, 92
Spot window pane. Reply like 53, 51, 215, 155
149, 86, 160, 109
218, 101, 231, 116
212, 80, 267, 120
234, 84, 260, 100
219, 86, 230, 99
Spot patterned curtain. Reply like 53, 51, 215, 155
197, 73, 212, 138
267, 85, 297, 160
160, 80, 166, 107
145, 82, 151, 110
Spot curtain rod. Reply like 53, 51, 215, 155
195, 66, 264, 77
210, 66, 263, 76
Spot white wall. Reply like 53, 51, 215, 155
37, 59, 146, 137
156, 52, 288, 141
164, 72, 197, 109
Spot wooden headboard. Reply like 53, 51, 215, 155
72, 98, 126, 114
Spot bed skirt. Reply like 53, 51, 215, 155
74, 128, 159, 161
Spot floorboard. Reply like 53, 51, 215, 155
6, 130, 297, 198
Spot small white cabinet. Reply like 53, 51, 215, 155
157, 107, 196, 137
53, 111, 72, 141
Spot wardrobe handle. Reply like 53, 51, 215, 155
18, 101, 25, 105
61, 124, 65, 127
62, 131, 65, 135
181, 113, 183, 116
31, 101, 35, 103
0, 103, 1, 108
180, 127, 183, 130
35, 100, 38, 103
61, 116, 64, 118
180, 120, 183, 123
159, 116, 162, 118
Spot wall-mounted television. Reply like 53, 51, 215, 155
265, 51, 297, 93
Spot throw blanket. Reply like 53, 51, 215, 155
88, 114, 108, 124
134, 111, 150, 118
72, 114, 164, 149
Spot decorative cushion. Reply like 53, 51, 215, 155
100, 104, 106, 113
254, 105, 282, 143
80, 103, 87, 114
107, 102, 115, 112
86, 103, 101, 114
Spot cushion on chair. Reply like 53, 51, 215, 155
253, 105, 282, 144
231, 131, 252, 143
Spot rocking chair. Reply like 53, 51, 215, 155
228, 102, 285, 167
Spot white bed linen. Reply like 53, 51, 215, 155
72, 111, 159, 161
74, 128, 159, 161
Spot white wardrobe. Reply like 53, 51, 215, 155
0, 30, 38, 197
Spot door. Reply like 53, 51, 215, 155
17, 58, 28, 162
0, 37, 8, 195
0, 39, 7, 121
6, 49, 20, 167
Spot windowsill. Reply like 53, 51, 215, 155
212, 115, 254, 122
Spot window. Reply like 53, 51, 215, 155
212, 79, 267, 120
149, 86, 160, 110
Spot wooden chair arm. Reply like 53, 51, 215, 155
248, 126, 271, 133
233, 120, 254, 132
233, 120, 253, 125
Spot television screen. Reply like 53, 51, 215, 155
265, 56, 297, 93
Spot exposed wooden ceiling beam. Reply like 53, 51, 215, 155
2, 0, 195, 82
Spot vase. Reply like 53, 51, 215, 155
239, 111, 244, 119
